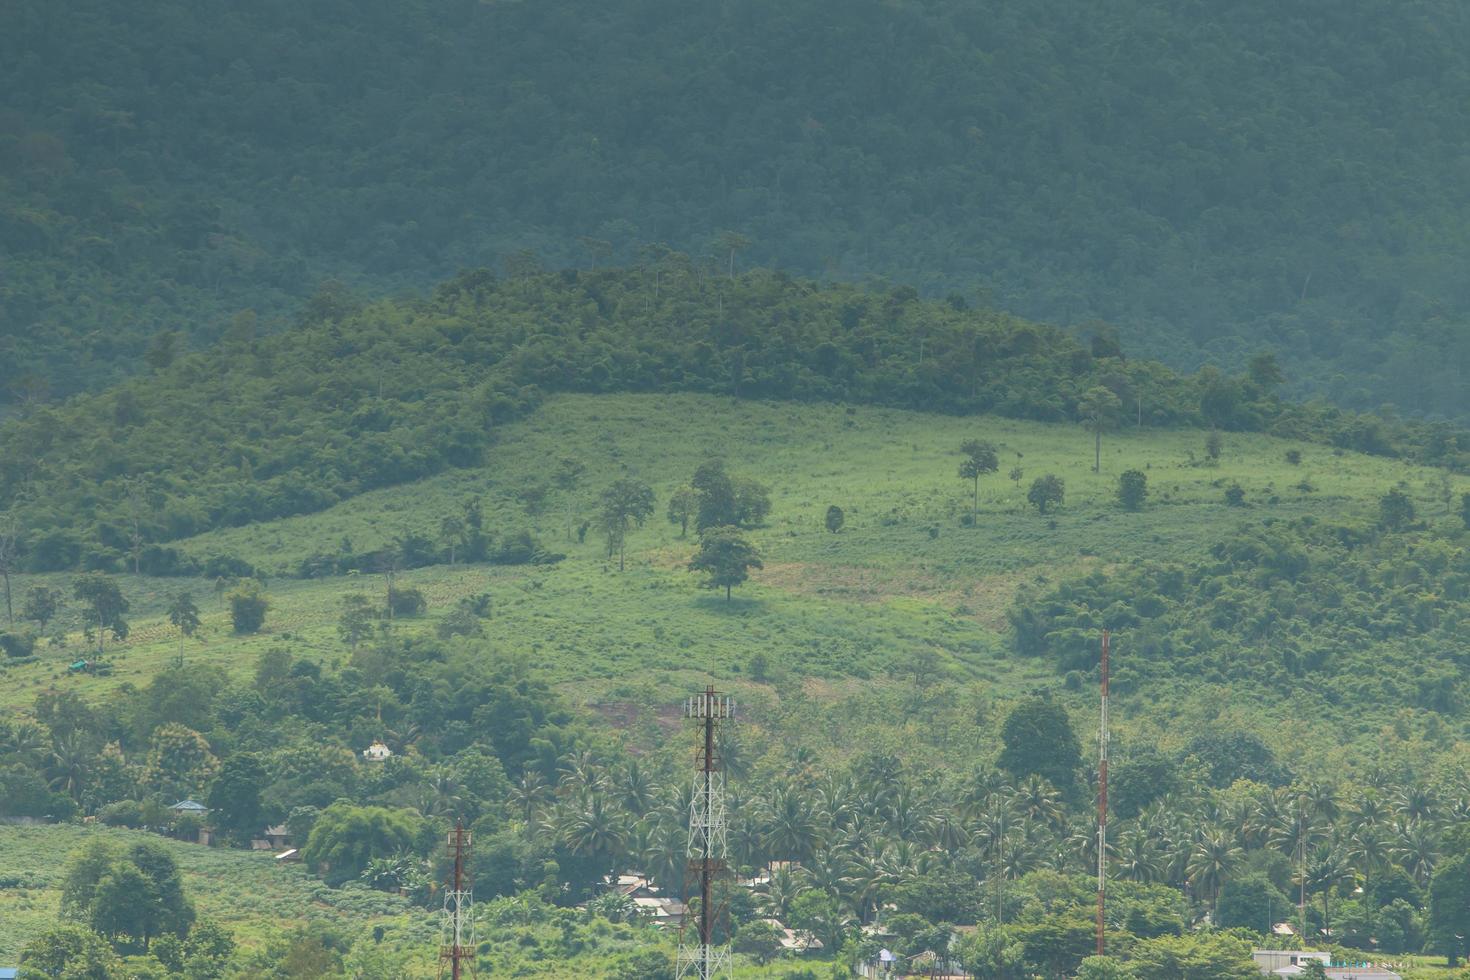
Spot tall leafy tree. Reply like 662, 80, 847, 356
997, 695, 1081, 795
958, 439, 999, 523
691, 460, 737, 532
166, 592, 200, 662
689, 526, 763, 600
666, 486, 698, 537
595, 480, 655, 571
72, 573, 129, 653
1078, 386, 1123, 472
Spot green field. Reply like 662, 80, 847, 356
0, 824, 426, 962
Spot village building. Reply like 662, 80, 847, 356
1251, 949, 1402, 979
760, 918, 823, 954
598, 872, 687, 928
250, 824, 292, 851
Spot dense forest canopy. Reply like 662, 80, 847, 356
3, 0, 1470, 415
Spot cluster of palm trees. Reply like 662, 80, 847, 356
0, 720, 97, 805
489, 747, 1465, 949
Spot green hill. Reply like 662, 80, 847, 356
4, 273, 1470, 976
5, 0, 1470, 416
3, 267, 1463, 580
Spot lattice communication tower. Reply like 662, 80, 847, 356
676, 686, 735, 980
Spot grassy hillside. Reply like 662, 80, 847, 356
6, 394, 1461, 756
0, 824, 427, 962
5, 0, 1470, 416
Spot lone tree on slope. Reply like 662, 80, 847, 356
957, 439, 999, 524
1028, 475, 1065, 515
73, 573, 130, 653
1078, 386, 1122, 473
689, 526, 763, 601
166, 592, 201, 662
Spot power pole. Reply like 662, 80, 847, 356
1097, 629, 1110, 957
677, 686, 734, 980
439, 821, 475, 980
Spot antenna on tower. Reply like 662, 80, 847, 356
439, 820, 475, 980
1096, 629, 1110, 957
677, 686, 734, 980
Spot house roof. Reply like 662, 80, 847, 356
170, 800, 208, 812
0, 968, 19, 979
761, 918, 824, 951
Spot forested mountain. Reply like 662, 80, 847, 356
4, 0, 1470, 414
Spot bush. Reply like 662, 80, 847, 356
202, 554, 255, 579
0, 630, 37, 658
229, 583, 270, 634
387, 587, 427, 617
1224, 484, 1246, 506
1117, 470, 1148, 511
98, 800, 146, 827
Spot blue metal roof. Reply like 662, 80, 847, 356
1, 967, 22, 979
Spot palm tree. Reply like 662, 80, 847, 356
509, 772, 550, 821
557, 748, 604, 795
761, 784, 819, 866
929, 806, 969, 852
1391, 820, 1438, 885
1345, 827, 1391, 879
846, 853, 898, 923
1303, 782, 1341, 826
5, 722, 46, 767
1015, 774, 1065, 830
1304, 843, 1353, 938
559, 793, 626, 876
617, 759, 657, 818
758, 865, 802, 921
1186, 829, 1241, 920
1394, 784, 1438, 824
415, 769, 464, 819
883, 785, 932, 840
47, 732, 93, 801
1113, 827, 1163, 883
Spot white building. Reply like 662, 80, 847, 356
1251, 950, 1401, 980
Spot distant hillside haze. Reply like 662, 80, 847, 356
3, 0, 1469, 415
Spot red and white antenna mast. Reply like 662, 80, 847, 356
439, 820, 475, 980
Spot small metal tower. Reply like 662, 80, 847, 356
677, 686, 734, 980
439, 821, 475, 980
